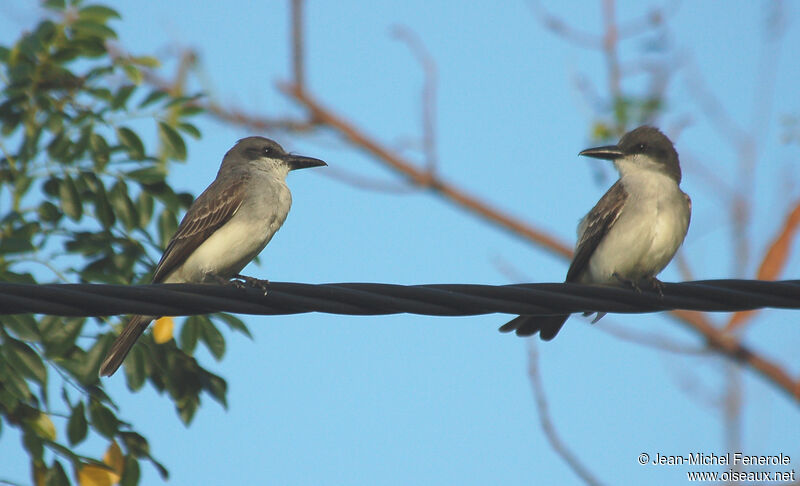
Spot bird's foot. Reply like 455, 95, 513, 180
233, 274, 270, 295
644, 276, 665, 297
612, 273, 664, 297
612, 272, 642, 293
209, 273, 241, 288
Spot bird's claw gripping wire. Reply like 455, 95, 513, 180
233, 274, 270, 295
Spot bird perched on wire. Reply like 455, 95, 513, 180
500, 126, 691, 339
99, 137, 326, 376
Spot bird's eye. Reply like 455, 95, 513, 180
262, 146, 272, 156
638, 143, 647, 152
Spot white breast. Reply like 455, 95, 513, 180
165, 177, 292, 283
584, 171, 690, 283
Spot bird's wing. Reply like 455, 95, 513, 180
151, 171, 250, 283
565, 180, 627, 282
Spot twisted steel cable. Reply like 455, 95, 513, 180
0, 279, 798, 317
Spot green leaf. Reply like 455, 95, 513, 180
44, 460, 70, 486
71, 125, 93, 160
89, 401, 118, 438
127, 165, 166, 184
0, 270, 35, 284
139, 89, 168, 108
180, 316, 199, 353
67, 401, 88, 445
204, 372, 228, 408
199, 317, 225, 360
64, 231, 110, 256
74, 327, 111, 383
137, 191, 154, 228
122, 64, 142, 84
176, 122, 201, 139
40, 317, 85, 357
4, 314, 40, 340
71, 36, 106, 58
216, 313, 252, 339
92, 178, 116, 228
157, 208, 177, 248
45, 113, 64, 133
59, 353, 106, 386
0, 234, 35, 254
46, 131, 71, 159
71, 19, 118, 40
58, 175, 82, 221
51, 46, 80, 62
158, 121, 187, 160
116, 126, 145, 159
0, 353, 33, 400
5, 338, 47, 385
37, 201, 63, 223
43, 177, 61, 197
130, 55, 160, 68
108, 180, 138, 230
90, 132, 110, 170
124, 344, 146, 391
120, 455, 141, 486
11, 173, 35, 202
23, 429, 44, 460
27, 20, 57, 52
120, 431, 169, 479
178, 395, 198, 425
87, 86, 113, 102
176, 191, 194, 208
78, 5, 121, 21
119, 431, 150, 457
178, 105, 204, 117
111, 84, 136, 110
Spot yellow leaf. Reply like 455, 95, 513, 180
153, 316, 174, 343
28, 412, 56, 441
103, 441, 124, 482
32, 459, 46, 486
78, 464, 114, 486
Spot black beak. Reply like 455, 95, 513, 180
579, 145, 625, 160
286, 154, 327, 171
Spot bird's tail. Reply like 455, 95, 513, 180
99, 315, 154, 376
498, 314, 569, 340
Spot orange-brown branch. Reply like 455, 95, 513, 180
280, 83, 573, 259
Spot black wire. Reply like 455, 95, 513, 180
0, 279, 799, 318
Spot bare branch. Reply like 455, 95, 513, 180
391, 25, 438, 173
322, 166, 420, 194
291, 0, 305, 89
527, 342, 607, 486
279, 82, 573, 258
600, 322, 711, 355
669, 310, 800, 403
723, 364, 743, 466
601, 0, 622, 101
616, 0, 682, 39
527, 0, 602, 48
205, 100, 318, 133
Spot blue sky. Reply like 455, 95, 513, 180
2, 1, 800, 485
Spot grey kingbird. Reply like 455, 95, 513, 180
100, 136, 326, 376
500, 126, 691, 339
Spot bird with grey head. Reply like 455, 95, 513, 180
501, 126, 691, 339
100, 136, 326, 376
